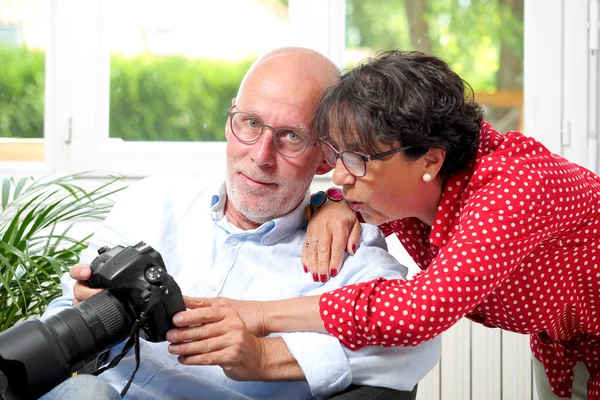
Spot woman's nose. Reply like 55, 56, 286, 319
332, 159, 355, 186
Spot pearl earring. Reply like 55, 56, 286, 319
422, 173, 432, 182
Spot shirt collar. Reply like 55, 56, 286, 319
210, 182, 309, 245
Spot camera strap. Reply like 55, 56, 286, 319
93, 287, 168, 397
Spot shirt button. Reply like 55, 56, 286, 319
229, 238, 239, 246
208, 285, 216, 292
263, 237, 270, 244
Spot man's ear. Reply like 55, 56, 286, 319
315, 157, 333, 175
231, 98, 236, 107
422, 148, 446, 179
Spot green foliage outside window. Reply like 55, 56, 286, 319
109, 55, 253, 141
0, 44, 252, 141
345, 0, 524, 92
0, 45, 45, 139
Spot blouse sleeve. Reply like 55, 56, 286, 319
319, 163, 563, 349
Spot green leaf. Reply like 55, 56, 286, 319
1, 177, 10, 211
0, 172, 128, 331
13, 177, 31, 200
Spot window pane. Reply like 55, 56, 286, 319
109, 0, 291, 142
0, 0, 47, 161
345, 0, 524, 133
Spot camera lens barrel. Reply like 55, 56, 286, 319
74, 291, 133, 353
0, 291, 133, 400
44, 291, 133, 372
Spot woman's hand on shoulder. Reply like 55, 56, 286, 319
302, 201, 361, 282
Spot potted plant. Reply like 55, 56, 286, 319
0, 173, 127, 332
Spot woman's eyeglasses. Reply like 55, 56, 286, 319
320, 140, 412, 178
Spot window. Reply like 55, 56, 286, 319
108, 1, 290, 143
0, 0, 596, 177
345, 0, 524, 134
0, 0, 48, 163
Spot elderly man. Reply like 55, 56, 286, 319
40, 47, 440, 400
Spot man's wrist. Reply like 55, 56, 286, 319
256, 337, 305, 381
255, 337, 269, 380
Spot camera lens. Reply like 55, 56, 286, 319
0, 290, 133, 400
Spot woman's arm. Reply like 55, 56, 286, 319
263, 296, 325, 333
181, 295, 325, 336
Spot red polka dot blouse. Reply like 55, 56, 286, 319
319, 121, 600, 399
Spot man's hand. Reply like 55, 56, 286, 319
183, 296, 268, 336
167, 304, 267, 381
70, 264, 103, 305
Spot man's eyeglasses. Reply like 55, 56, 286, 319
226, 106, 317, 158
320, 140, 412, 178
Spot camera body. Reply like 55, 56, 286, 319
0, 242, 185, 400
87, 241, 186, 342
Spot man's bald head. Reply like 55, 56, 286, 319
236, 47, 340, 114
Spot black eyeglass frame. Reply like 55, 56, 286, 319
226, 105, 317, 158
320, 139, 412, 178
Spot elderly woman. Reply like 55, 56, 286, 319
190, 50, 600, 400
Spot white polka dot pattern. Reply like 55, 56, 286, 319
319, 122, 600, 399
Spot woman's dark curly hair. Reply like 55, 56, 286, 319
312, 50, 483, 179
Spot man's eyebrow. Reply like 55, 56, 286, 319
286, 123, 309, 132
237, 106, 262, 119
238, 106, 309, 132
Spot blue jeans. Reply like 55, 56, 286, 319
39, 374, 121, 400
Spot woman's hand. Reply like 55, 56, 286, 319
302, 201, 361, 282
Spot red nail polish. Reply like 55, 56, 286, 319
303, 265, 309, 273
330, 268, 338, 277
351, 244, 356, 253
312, 273, 319, 282
320, 274, 327, 282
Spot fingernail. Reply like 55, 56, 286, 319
303, 265, 309, 273
312, 273, 319, 282
330, 268, 338, 277
351, 244, 356, 254
168, 345, 179, 354
166, 330, 176, 342
320, 274, 327, 283
172, 314, 183, 325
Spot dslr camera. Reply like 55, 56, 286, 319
0, 242, 185, 400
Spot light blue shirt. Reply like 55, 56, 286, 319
43, 175, 440, 399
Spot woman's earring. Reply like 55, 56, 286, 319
422, 173, 432, 182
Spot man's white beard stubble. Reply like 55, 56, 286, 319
225, 159, 318, 224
